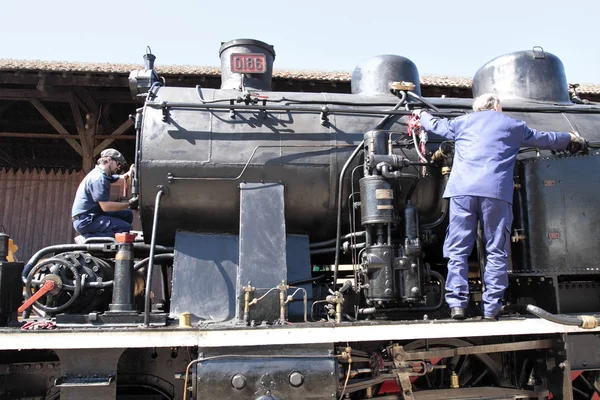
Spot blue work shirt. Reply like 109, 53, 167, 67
72, 165, 119, 217
420, 110, 571, 203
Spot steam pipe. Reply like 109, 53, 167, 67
149, 98, 600, 115
379, 164, 420, 202
524, 304, 582, 326
413, 132, 429, 163
22, 242, 174, 284
373, 91, 406, 129
310, 231, 366, 249
144, 187, 168, 327
311, 242, 366, 255
333, 140, 365, 288
22, 244, 107, 284
134, 253, 174, 271
83, 237, 116, 244
504, 304, 599, 329
132, 108, 143, 196
148, 101, 462, 117
422, 175, 450, 229
407, 91, 441, 112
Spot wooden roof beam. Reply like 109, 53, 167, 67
0, 132, 134, 139
0, 89, 71, 101
29, 99, 83, 156
93, 118, 134, 156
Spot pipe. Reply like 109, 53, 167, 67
148, 96, 467, 119
83, 237, 116, 244
413, 131, 429, 163
407, 91, 441, 112
421, 175, 450, 229
22, 242, 174, 284
134, 253, 174, 271
22, 244, 107, 284
333, 97, 408, 288
132, 108, 143, 196
288, 275, 326, 286
309, 231, 366, 249
133, 243, 174, 253
524, 304, 590, 327
373, 91, 407, 130
333, 140, 365, 288
504, 304, 599, 329
86, 281, 114, 288
312, 242, 366, 255
144, 187, 168, 327
148, 98, 600, 115
379, 165, 419, 202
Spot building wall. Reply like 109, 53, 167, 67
0, 169, 84, 262
0, 168, 139, 262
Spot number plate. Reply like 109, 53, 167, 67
230, 53, 266, 74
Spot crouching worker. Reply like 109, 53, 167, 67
414, 93, 588, 321
71, 148, 138, 238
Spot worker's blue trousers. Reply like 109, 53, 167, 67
444, 196, 513, 317
73, 210, 133, 238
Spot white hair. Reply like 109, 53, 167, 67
472, 93, 501, 112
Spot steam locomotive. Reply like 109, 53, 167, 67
1, 39, 600, 400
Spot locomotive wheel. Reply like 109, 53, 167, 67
403, 338, 509, 390
573, 371, 600, 399
25, 257, 82, 313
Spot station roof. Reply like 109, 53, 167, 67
3, 58, 598, 93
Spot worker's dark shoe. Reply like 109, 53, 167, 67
450, 307, 466, 320
483, 315, 498, 321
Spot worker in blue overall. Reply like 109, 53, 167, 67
71, 148, 138, 238
414, 93, 588, 320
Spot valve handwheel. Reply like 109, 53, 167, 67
23, 257, 82, 314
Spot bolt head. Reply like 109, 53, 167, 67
289, 371, 304, 387
231, 374, 247, 390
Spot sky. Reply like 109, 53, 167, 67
2, 0, 599, 84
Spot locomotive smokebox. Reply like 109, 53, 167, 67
473, 47, 571, 104
351, 55, 421, 96
219, 38, 276, 91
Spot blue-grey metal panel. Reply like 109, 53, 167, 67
170, 232, 238, 323
238, 182, 286, 323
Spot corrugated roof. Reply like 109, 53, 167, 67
0, 58, 598, 94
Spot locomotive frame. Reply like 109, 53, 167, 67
1, 39, 600, 400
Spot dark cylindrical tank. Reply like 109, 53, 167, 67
359, 176, 397, 225
219, 39, 275, 91
473, 47, 571, 104
351, 55, 421, 96
137, 87, 443, 245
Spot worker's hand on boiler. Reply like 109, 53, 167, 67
567, 134, 589, 154
128, 196, 139, 210
412, 109, 424, 118
124, 164, 135, 179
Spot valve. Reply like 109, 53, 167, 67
18, 280, 56, 313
